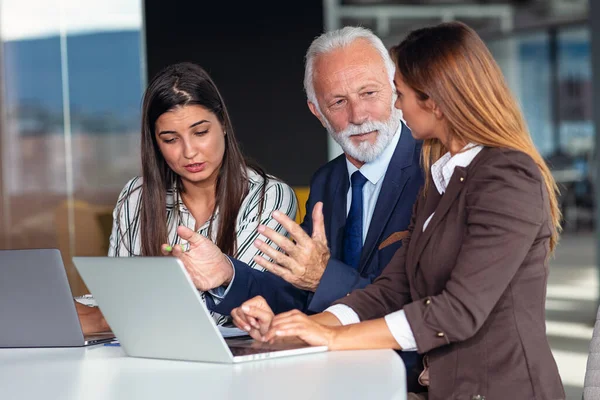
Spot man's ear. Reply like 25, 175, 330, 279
308, 101, 327, 128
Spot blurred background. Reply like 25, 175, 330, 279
0, 0, 595, 398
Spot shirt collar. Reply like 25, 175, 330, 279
346, 122, 402, 185
169, 182, 216, 228
431, 143, 483, 194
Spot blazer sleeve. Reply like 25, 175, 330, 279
206, 258, 309, 315
330, 190, 422, 320
403, 150, 548, 354
306, 258, 377, 313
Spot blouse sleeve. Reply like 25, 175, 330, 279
108, 177, 143, 257
233, 178, 298, 268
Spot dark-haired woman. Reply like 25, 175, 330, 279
77, 62, 296, 330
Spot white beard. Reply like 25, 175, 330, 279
325, 107, 402, 163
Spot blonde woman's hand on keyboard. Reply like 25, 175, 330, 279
231, 296, 274, 341
263, 309, 336, 347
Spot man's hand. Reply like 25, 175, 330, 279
252, 202, 330, 291
75, 302, 111, 335
161, 226, 233, 291
231, 296, 274, 341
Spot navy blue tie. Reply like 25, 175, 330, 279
342, 171, 368, 269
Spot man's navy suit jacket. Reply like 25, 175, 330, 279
208, 123, 423, 315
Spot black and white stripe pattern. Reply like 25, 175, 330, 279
108, 169, 298, 325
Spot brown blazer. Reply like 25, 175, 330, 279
335, 147, 565, 400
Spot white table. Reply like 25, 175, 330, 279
0, 346, 406, 399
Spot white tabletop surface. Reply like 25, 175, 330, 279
0, 346, 406, 400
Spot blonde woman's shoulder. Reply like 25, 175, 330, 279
488, 148, 542, 181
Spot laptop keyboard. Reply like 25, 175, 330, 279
229, 346, 276, 357
226, 338, 309, 357
84, 332, 115, 345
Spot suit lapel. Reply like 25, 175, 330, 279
328, 160, 349, 259
358, 124, 416, 272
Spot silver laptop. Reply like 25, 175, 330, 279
72, 256, 327, 363
0, 249, 115, 348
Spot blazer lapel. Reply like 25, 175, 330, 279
410, 183, 442, 248
411, 166, 468, 264
358, 124, 416, 272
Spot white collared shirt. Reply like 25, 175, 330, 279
326, 144, 484, 352
345, 124, 402, 243
422, 144, 483, 231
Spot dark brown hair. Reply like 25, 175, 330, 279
126, 62, 266, 256
391, 22, 561, 251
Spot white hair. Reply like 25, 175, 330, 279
303, 26, 396, 113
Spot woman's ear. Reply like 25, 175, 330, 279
426, 99, 444, 120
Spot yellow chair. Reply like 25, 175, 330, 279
293, 187, 310, 224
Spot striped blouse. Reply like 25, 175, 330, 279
107, 168, 298, 325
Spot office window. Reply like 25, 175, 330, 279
0, 0, 145, 294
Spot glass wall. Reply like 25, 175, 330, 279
0, 0, 145, 294
488, 25, 594, 232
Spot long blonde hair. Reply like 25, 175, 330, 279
391, 22, 561, 251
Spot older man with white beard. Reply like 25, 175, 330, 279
200, 26, 422, 313
171, 27, 422, 354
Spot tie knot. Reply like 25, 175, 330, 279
351, 171, 368, 188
